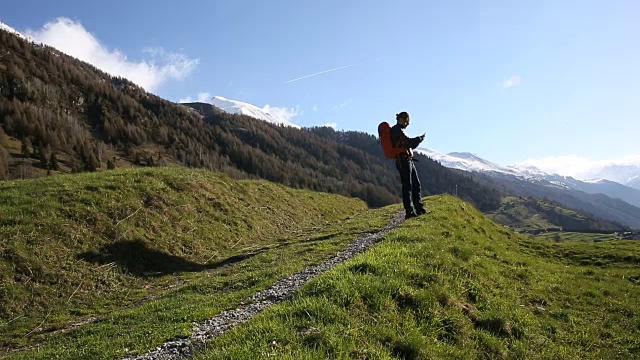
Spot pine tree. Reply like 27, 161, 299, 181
21, 137, 31, 158
0, 146, 9, 180
49, 152, 59, 171
38, 145, 48, 167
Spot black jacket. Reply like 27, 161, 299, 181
391, 124, 423, 152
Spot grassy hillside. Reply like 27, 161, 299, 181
0, 167, 389, 354
196, 196, 640, 359
487, 196, 625, 232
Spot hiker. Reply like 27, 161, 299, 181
390, 111, 426, 219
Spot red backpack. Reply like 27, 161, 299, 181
378, 122, 408, 159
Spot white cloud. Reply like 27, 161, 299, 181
263, 104, 302, 121
333, 98, 352, 110
517, 155, 596, 178
197, 92, 212, 102
179, 92, 211, 103
312, 105, 319, 112
503, 75, 521, 88
322, 123, 337, 129
26, 17, 199, 92
517, 154, 640, 179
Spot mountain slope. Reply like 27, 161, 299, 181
419, 150, 640, 227
194, 195, 640, 359
0, 26, 500, 211
417, 149, 519, 176
562, 177, 640, 208
480, 172, 640, 228
423, 150, 640, 206
593, 164, 640, 188
487, 196, 626, 232
0, 21, 25, 39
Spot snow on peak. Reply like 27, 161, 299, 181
0, 21, 26, 39
506, 164, 549, 178
210, 96, 301, 129
448, 152, 491, 165
417, 149, 520, 176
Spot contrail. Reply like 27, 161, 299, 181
283, 62, 361, 84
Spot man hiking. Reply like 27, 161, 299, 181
390, 111, 426, 219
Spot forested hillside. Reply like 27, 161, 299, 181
0, 28, 500, 210
487, 196, 627, 232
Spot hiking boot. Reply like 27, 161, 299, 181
416, 208, 427, 216
405, 212, 418, 220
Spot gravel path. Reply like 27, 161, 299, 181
123, 213, 403, 360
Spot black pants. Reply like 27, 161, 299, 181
396, 157, 424, 214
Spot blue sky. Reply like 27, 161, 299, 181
2, 0, 640, 170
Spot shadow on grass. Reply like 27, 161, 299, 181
78, 240, 262, 277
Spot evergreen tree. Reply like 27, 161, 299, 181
49, 152, 59, 171
20, 137, 31, 158
0, 145, 9, 180
38, 145, 48, 167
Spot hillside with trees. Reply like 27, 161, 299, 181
487, 196, 627, 232
0, 28, 500, 210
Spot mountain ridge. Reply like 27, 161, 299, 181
420, 149, 640, 215
0, 21, 26, 39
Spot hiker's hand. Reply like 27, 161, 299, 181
418, 134, 426, 142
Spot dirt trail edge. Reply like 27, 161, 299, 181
123, 213, 404, 360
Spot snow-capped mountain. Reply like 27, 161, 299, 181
506, 164, 549, 178
209, 96, 301, 129
592, 164, 640, 190
416, 149, 640, 209
516, 157, 640, 190
416, 149, 520, 176
415, 149, 549, 180
0, 21, 26, 39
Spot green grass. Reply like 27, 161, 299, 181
195, 195, 640, 359
0, 167, 391, 357
536, 231, 618, 243
4, 173, 639, 359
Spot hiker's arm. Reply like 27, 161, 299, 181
393, 128, 425, 149
405, 134, 425, 149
